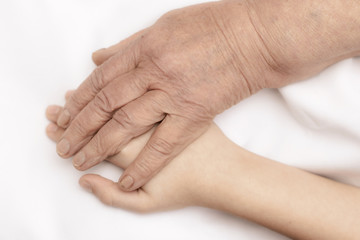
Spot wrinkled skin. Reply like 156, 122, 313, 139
46, 99, 231, 212
53, 0, 358, 191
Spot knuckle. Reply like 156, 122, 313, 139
69, 92, 85, 111
134, 138, 174, 177
94, 90, 113, 113
175, 96, 213, 123
187, 103, 212, 122
90, 67, 106, 92
91, 135, 106, 155
147, 137, 174, 157
150, 91, 168, 111
130, 71, 148, 91
134, 160, 153, 178
69, 120, 87, 137
112, 108, 134, 129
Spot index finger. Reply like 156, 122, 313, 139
57, 41, 140, 128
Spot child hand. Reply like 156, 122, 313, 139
46, 91, 360, 239
46, 102, 236, 212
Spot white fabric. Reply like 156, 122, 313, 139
0, 1, 359, 239
216, 58, 360, 187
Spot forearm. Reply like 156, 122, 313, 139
200, 147, 360, 239
245, 0, 360, 82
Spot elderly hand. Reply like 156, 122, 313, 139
47, 101, 234, 212
54, 0, 360, 191
46, 102, 360, 240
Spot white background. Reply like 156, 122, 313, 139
1, 0, 359, 239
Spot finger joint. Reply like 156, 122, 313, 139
146, 137, 174, 157
90, 67, 106, 93
94, 90, 114, 113
112, 108, 134, 129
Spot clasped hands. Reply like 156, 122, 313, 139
47, 1, 296, 191
44, 0, 360, 238
51, 2, 258, 191
46, 0, 359, 214
47, 101, 233, 212
46, 1, 279, 209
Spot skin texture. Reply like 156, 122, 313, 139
54, 0, 360, 191
46, 99, 360, 239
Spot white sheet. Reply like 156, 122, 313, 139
1, 1, 359, 239
216, 58, 360, 187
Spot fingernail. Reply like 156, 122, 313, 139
46, 123, 58, 133
80, 181, 92, 193
57, 109, 71, 127
46, 105, 60, 115
57, 138, 70, 156
120, 175, 134, 189
73, 151, 86, 167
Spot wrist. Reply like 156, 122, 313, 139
181, 124, 244, 207
244, 0, 360, 85
195, 147, 254, 213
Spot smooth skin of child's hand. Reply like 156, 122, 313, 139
46, 93, 360, 239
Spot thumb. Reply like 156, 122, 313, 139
79, 174, 153, 212
118, 115, 210, 192
92, 28, 148, 66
